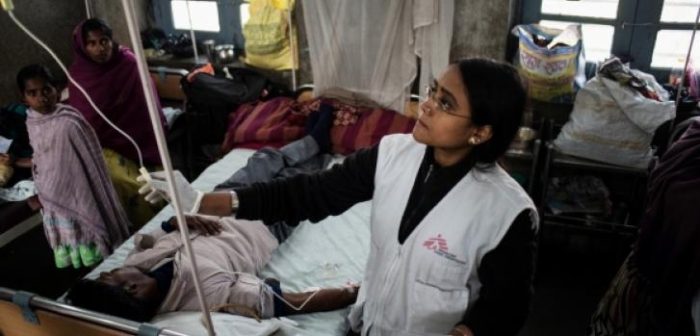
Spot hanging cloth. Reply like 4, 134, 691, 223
414, 0, 454, 102
302, 0, 453, 112
243, 0, 298, 70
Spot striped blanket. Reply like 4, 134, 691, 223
222, 97, 415, 155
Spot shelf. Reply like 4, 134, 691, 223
546, 143, 648, 175
542, 213, 638, 235
551, 153, 648, 175
505, 148, 534, 160
505, 138, 541, 160
146, 55, 244, 71
147, 55, 211, 71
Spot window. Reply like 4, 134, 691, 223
523, 0, 620, 64
171, 0, 220, 32
660, 0, 700, 23
540, 20, 615, 62
652, 0, 700, 68
152, 0, 246, 49
652, 30, 700, 68
522, 0, 700, 79
240, 3, 250, 27
540, 0, 619, 19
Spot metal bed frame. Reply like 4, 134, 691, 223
0, 287, 188, 336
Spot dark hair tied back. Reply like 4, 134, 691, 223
457, 58, 527, 164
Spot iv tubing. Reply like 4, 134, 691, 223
120, 1, 215, 335
5, 10, 145, 168
287, 5, 297, 91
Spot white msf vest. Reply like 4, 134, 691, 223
348, 134, 538, 336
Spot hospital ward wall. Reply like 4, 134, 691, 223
0, 0, 85, 104
450, 0, 512, 62
0, 0, 148, 105
0, 0, 511, 104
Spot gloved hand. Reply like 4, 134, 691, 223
137, 170, 204, 214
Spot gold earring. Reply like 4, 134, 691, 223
469, 137, 478, 145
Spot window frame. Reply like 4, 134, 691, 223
521, 0, 700, 80
151, 0, 246, 50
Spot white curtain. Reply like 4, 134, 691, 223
302, 0, 454, 112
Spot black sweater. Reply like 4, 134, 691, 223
235, 144, 537, 336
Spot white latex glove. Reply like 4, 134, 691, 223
137, 170, 203, 214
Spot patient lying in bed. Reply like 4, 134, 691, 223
67, 215, 358, 322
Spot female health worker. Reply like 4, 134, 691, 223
141, 58, 539, 336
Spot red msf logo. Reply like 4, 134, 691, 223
423, 234, 448, 253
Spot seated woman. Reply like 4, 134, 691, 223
67, 215, 359, 322
68, 18, 166, 228
18, 64, 130, 268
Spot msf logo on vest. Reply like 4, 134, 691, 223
423, 234, 467, 265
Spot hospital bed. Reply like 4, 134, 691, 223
0, 287, 187, 336
82, 148, 371, 335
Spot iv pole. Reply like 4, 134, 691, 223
184, 0, 200, 62
287, 2, 297, 91
120, 1, 215, 335
84, 0, 92, 18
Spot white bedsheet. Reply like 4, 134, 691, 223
84, 148, 371, 336
152, 312, 299, 336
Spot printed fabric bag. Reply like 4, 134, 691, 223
513, 24, 586, 103
243, 0, 297, 70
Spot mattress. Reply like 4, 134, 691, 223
84, 148, 371, 336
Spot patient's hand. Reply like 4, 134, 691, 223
1, 154, 33, 168
15, 157, 32, 169
169, 215, 223, 236
281, 283, 360, 316
0, 154, 10, 165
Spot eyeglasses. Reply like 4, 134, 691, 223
423, 85, 470, 119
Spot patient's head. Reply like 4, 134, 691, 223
67, 267, 161, 322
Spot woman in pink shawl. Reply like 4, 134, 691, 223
68, 18, 165, 228
18, 64, 129, 268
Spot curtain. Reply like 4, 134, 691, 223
302, 0, 454, 112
